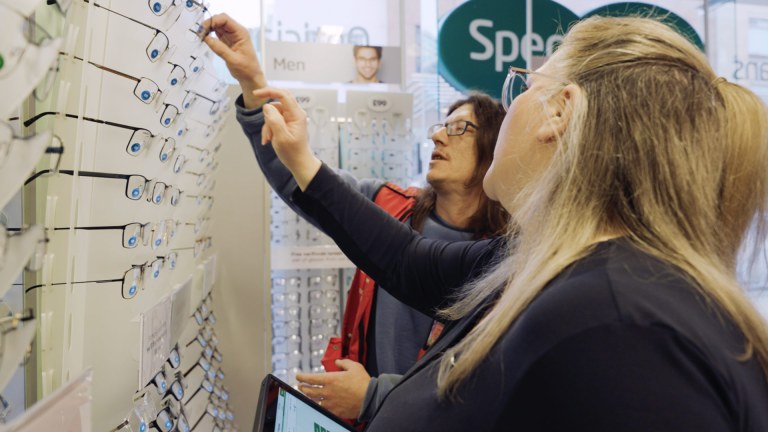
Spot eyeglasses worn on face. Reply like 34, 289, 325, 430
501, 66, 567, 111
501, 66, 533, 111
427, 120, 479, 138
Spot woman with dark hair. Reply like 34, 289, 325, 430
208, 13, 768, 431
205, 15, 507, 422
242, 91, 506, 422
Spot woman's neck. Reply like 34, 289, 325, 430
433, 188, 483, 229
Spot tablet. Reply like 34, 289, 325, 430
254, 374, 356, 432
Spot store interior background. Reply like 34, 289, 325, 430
2, 0, 767, 430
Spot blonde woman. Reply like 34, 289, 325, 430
222, 15, 768, 431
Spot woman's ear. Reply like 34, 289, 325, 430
536, 84, 580, 143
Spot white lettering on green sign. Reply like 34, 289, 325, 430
469, 19, 563, 72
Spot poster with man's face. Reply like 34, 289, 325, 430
264, 41, 400, 85
352, 46, 382, 84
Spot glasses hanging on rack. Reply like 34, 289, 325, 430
25, 169, 182, 206
23, 111, 178, 162
24, 252, 178, 300
84, 0, 174, 63
52, 219, 183, 250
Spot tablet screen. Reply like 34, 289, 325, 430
256, 374, 355, 432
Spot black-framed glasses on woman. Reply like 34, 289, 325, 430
427, 120, 479, 138
84, 0, 172, 63
23, 111, 177, 161
25, 169, 182, 206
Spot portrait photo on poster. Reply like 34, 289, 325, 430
351, 45, 383, 84
265, 41, 401, 85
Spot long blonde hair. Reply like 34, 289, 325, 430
436, 16, 768, 398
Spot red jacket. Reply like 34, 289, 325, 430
322, 182, 420, 372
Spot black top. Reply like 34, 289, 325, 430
292, 164, 768, 432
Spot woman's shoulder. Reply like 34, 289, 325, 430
503, 238, 746, 369
534, 238, 703, 321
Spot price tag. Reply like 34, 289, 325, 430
139, 297, 172, 388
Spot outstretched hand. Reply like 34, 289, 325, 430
296, 359, 371, 420
255, 87, 321, 190
202, 13, 267, 108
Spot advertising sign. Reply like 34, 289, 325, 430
437, 0, 703, 96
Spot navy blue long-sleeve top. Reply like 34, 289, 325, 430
290, 163, 768, 432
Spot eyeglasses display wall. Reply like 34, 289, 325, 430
342, 91, 415, 187
1, 0, 235, 430
267, 88, 418, 385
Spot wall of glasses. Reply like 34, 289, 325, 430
2, 0, 766, 430
2, 0, 241, 430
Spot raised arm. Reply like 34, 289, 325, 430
256, 87, 500, 313
205, 15, 381, 222
203, 13, 267, 110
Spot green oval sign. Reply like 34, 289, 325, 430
438, 1, 704, 96
438, 0, 579, 96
